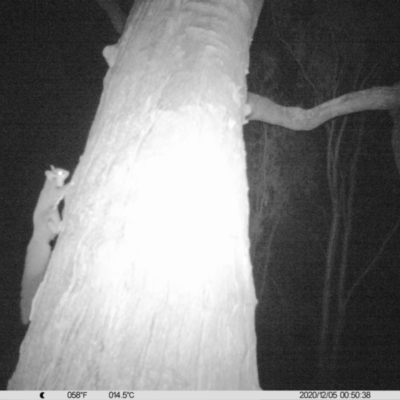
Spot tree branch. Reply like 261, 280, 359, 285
247, 84, 400, 131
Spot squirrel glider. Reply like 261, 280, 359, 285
20, 165, 69, 325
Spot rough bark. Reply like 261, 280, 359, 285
9, 0, 263, 390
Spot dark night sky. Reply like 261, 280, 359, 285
0, 0, 399, 391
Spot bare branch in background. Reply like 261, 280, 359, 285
247, 85, 400, 131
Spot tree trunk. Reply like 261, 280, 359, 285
9, 0, 263, 390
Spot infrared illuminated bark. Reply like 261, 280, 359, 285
9, 0, 264, 390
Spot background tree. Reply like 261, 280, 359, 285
245, 0, 400, 389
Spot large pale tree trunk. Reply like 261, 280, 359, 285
9, 0, 263, 390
